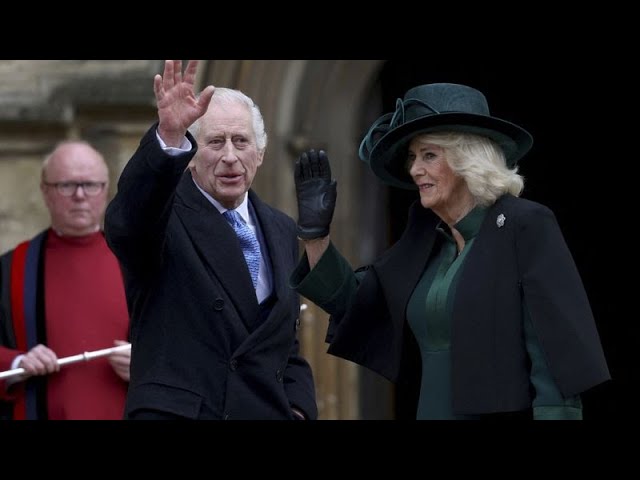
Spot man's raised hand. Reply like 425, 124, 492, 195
155, 60, 215, 147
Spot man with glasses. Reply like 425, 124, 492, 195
43, 180, 107, 197
0, 141, 131, 420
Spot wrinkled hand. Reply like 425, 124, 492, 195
108, 340, 131, 382
155, 60, 215, 147
19, 344, 59, 378
294, 149, 337, 240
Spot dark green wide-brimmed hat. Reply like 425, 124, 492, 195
358, 83, 534, 190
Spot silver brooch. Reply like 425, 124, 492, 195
496, 214, 506, 228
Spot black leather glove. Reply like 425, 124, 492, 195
294, 149, 337, 240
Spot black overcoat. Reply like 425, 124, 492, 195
106, 126, 317, 420
327, 195, 610, 414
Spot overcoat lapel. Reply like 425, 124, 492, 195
234, 191, 288, 356
174, 173, 258, 334
376, 202, 439, 323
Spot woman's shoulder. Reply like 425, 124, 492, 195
495, 195, 560, 234
497, 194, 554, 217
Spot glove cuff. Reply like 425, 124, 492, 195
296, 226, 330, 240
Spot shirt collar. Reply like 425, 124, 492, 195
454, 205, 487, 240
436, 205, 488, 242
192, 177, 250, 224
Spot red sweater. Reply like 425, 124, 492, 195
43, 229, 130, 419
0, 230, 130, 419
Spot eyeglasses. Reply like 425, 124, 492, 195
43, 181, 107, 197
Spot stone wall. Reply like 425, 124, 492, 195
0, 60, 160, 253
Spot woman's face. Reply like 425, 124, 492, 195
407, 135, 467, 213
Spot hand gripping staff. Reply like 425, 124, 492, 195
0, 343, 131, 380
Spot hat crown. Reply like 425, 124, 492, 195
402, 83, 490, 121
359, 83, 494, 165
358, 82, 533, 190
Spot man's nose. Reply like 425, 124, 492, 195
221, 140, 239, 161
72, 184, 87, 198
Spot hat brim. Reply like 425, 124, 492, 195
368, 112, 533, 190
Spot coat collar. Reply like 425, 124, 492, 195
174, 172, 258, 332
173, 172, 290, 344
373, 197, 510, 321
374, 200, 439, 320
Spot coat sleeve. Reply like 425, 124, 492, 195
290, 242, 404, 382
289, 241, 358, 324
281, 234, 318, 420
0, 251, 19, 371
104, 123, 194, 277
516, 203, 610, 397
283, 335, 318, 420
523, 310, 583, 419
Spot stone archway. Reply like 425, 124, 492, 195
0, 60, 160, 254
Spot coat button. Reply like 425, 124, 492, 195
229, 359, 238, 371
213, 298, 224, 311
295, 318, 301, 331
276, 369, 283, 382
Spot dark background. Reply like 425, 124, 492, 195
377, 57, 633, 419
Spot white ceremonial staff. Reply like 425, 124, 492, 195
0, 343, 131, 380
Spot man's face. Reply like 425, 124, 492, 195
41, 144, 109, 236
191, 101, 264, 210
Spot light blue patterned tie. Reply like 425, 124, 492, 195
223, 210, 261, 289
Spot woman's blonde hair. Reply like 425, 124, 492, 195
413, 132, 524, 206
